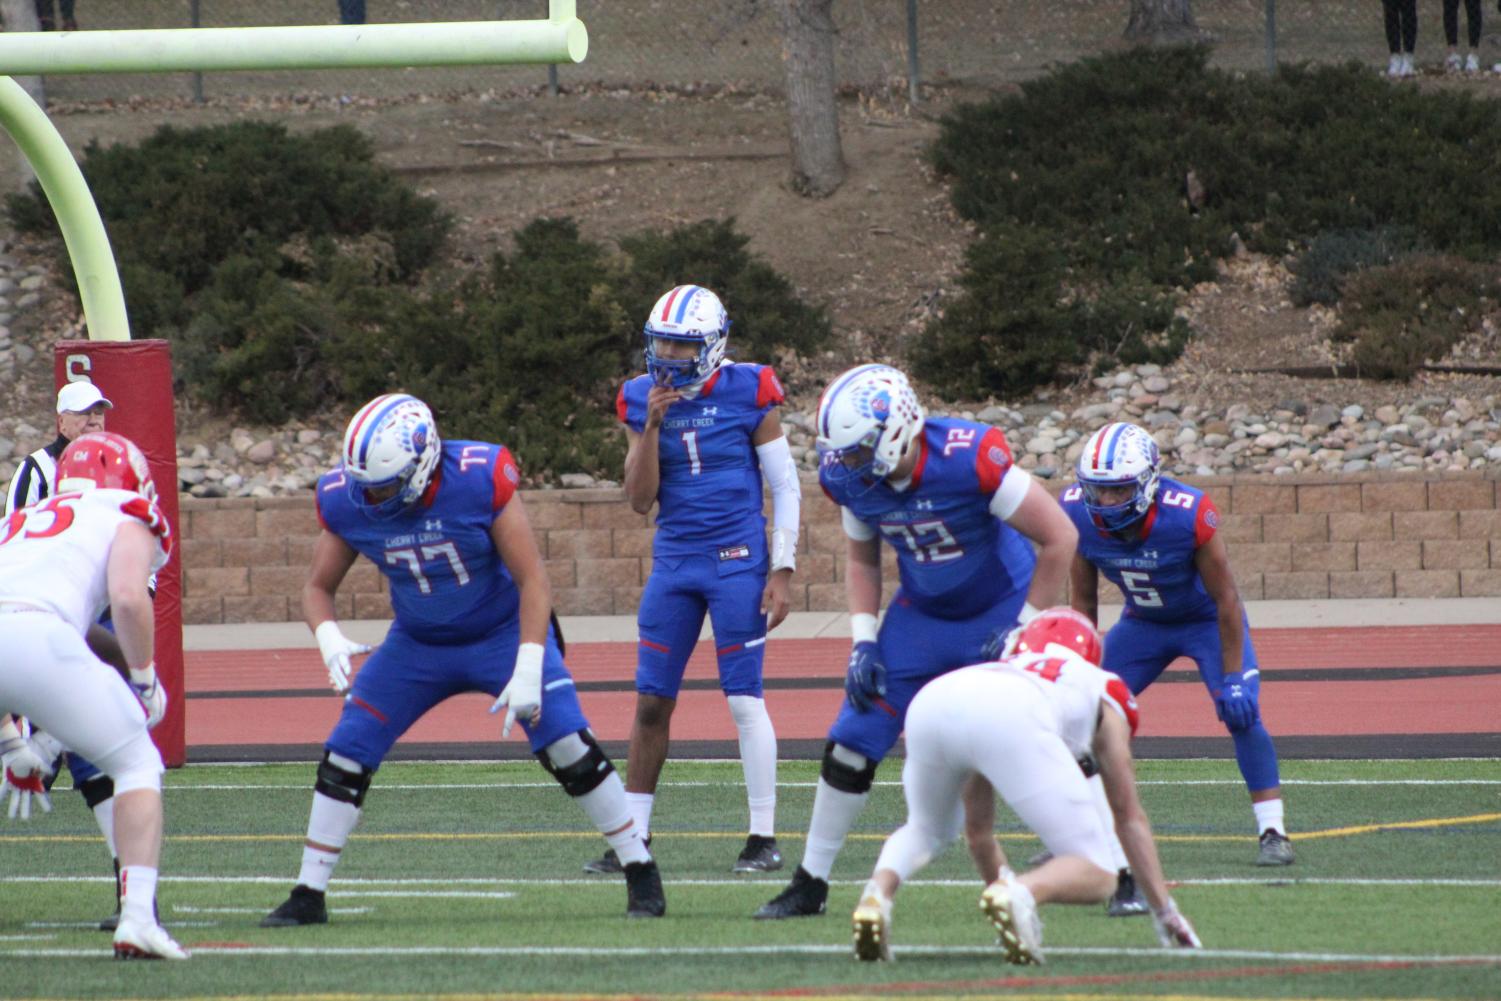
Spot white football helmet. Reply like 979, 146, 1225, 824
815, 364, 926, 494
643, 285, 730, 389
341, 394, 442, 519
1076, 421, 1161, 532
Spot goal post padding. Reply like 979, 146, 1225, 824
55, 339, 185, 767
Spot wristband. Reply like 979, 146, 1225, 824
1018, 602, 1040, 625
515, 642, 545, 676
851, 612, 879, 645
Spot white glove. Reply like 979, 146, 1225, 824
489, 642, 544, 738
129, 662, 169, 729
1152, 898, 1202, 948
315, 620, 372, 695
2, 741, 55, 821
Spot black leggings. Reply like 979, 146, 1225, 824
1383, 0, 1418, 53
1444, 0, 1483, 47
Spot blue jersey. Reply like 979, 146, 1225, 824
316, 440, 523, 644
617, 362, 784, 563
1063, 475, 1221, 624
822, 416, 1036, 620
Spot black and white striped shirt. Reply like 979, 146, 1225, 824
3, 434, 68, 516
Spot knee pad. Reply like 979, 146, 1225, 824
94, 731, 163, 797
315, 750, 374, 808
77, 774, 115, 810
820, 741, 878, 795
537, 729, 615, 798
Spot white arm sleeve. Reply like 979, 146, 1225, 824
841, 505, 876, 541
988, 464, 1032, 522
756, 435, 801, 572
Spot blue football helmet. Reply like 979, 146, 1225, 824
643, 285, 730, 389
340, 393, 441, 519
815, 364, 926, 497
1076, 421, 1161, 532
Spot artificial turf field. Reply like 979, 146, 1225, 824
2, 758, 1498, 1000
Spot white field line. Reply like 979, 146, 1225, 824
161, 779, 1501, 790
174, 905, 372, 915
1, 943, 1498, 964
5, 874, 1500, 888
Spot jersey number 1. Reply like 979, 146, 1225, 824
680, 430, 702, 476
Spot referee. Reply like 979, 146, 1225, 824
4, 381, 113, 515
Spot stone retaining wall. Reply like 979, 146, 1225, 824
177, 471, 1501, 624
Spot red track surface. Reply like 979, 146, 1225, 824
184, 625, 1501, 753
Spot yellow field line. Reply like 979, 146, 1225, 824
12, 994, 1463, 1001
5, 813, 1497, 846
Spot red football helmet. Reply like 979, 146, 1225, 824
56, 431, 158, 502
1014, 607, 1104, 666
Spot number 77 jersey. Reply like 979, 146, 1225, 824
1062, 475, 1221, 624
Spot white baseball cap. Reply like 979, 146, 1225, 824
56, 381, 114, 414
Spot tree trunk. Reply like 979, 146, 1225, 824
1, 0, 48, 109
1124, 0, 1200, 45
775, 0, 844, 197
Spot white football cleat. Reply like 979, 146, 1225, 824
980, 877, 1044, 965
113, 918, 189, 960
851, 890, 893, 962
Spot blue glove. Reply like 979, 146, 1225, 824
1214, 670, 1260, 730
981, 625, 1020, 662
844, 641, 886, 713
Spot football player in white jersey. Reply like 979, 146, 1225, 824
0, 431, 187, 960
849, 607, 1200, 964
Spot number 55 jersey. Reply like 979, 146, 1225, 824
1061, 476, 1220, 624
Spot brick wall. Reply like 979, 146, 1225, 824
177, 471, 1501, 624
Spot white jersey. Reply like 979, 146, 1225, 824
0, 488, 171, 633
980, 648, 1140, 758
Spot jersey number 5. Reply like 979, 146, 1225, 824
0, 494, 77, 546
386, 542, 472, 594
1120, 570, 1163, 607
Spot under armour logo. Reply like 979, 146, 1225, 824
701, 406, 718, 416
914, 499, 934, 510
1140, 549, 1159, 559
425, 519, 443, 532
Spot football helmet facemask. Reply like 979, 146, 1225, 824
815, 364, 926, 496
643, 285, 730, 390
341, 394, 441, 519
1013, 607, 1104, 666
1076, 421, 1161, 532
56, 431, 158, 503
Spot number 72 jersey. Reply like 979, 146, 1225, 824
1062, 475, 1221, 624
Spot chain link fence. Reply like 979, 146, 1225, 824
14, 2, 1501, 106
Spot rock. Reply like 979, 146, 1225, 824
1307, 403, 1340, 428
559, 473, 595, 488
1341, 404, 1365, 420
178, 467, 207, 485
18, 274, 43, 291
296, 429, 322, 446
1142, 375, 1170, 394
1025, 434, 1058, 455
1374, 405, 1400, 424
246, 440, 277, 464
1342, 458, 1372, 472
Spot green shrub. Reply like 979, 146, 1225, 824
1337, 256, 1498, 380
7, 119, 828, 481
923, 46, 1501, 397
1289, 227, 1426, 307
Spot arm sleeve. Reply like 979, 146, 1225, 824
1193, 496, 1219, 548
841, 505, 876, 541
988, 464, 1032, 522
492, 447, 520, 512
755, 435, 800, 572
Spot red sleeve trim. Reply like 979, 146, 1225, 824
1194, 495, 1220, 548
616, 383, 630, 424
492, 447, 520, 511
119, 495, 173, 556
1105, 675, 1140, 736
756, 366, 786, 408
975, 427, 1014, 495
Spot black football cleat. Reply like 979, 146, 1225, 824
1105, 868, 1150, 917
732, 834, 784, 873
753, 866, 828, 919
260, 885, 328, 927
1257, 830, 1296, 866
624, 860, 666, 918
584, 835, 652, 875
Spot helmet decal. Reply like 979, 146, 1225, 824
1075, 422, 1161, 533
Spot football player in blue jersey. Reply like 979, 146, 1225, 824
261, 394, 665, 926
585, 285, 799, 876
1063, 421, 1294, 866
755, 363, 1078, 919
